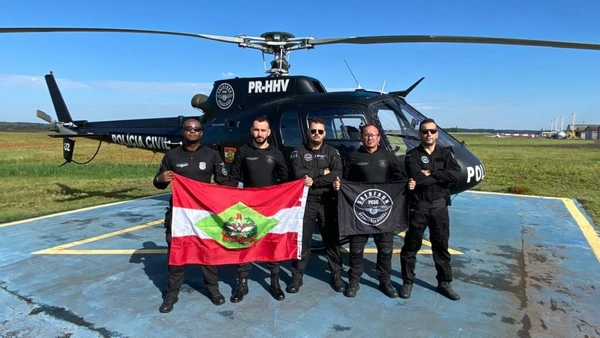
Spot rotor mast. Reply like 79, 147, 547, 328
236, 32, 314, 76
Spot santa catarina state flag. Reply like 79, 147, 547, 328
169, 174, 308, 266
338, 182, 407, 236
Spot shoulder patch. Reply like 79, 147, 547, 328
290, 150, 298, 159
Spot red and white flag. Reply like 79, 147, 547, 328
169, 174, 307, 266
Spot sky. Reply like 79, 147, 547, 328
1, 0, 599, 130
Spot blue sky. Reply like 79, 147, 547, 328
1, 0, 599, 130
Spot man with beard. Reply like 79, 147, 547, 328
287, 118, 344, 294
400, 118, 461, 301
154, 118, 229, 313
333, 123, 415, 298
227, 116, 289, 302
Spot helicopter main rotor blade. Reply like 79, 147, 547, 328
309, 35, 600, 51
4, 27, 600, 52
0, 27, 245, 44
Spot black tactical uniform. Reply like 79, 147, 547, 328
343, 146, 406, 298
154, 144, 228, 307
227, 141, 289, 302
287, 142, 343, 293
400, 144, 460, 299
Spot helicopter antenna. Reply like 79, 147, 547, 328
344, 60, 362, 89
380, 80, 387, 94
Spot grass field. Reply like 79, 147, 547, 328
1, 131, 599, 227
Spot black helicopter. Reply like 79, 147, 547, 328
4, 28, 600, 194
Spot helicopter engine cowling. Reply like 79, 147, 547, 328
191, 94, 208, 111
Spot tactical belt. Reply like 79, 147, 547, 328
411, 198, 447, 211
307, 195, 322, 203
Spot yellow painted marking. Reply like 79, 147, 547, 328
562, 198, 600, 262
33, 220, 163, 254
41, 249, 167, 255
345, 232, 464, 255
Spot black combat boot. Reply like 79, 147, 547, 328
399, 283, 413, 299
159, 294, 179, 313
270, 274, 285, 301
286, 275, 303, 293
343, 280, 360, 298
331, 273, 345, 292
230, 277, 249, 303
436, 282, 460, 301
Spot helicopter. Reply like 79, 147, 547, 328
4, 28, 600, 195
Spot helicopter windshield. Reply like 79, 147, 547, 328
307, 107, 365, 141
371, 99, 459, 157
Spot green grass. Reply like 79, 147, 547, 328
0, 132, 164, 222
456, 134, 600, 225
1, 132, 599, 227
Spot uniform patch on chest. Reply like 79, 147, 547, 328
420, 156, 429, 164
199, 162, 206, 170
379, 160, 387, 167
176, 163, 189, 168
266, 155, 275, 164
304, 153, 313, 161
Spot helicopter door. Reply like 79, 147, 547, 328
278, 109, 304, 151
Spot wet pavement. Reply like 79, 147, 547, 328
0, 191, 598, 338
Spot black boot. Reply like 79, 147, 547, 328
230, 278, 249, 303
270, 274, 285, 301
399, 283, 413, 299
331, 273, 345, 292
159, 294, 179, 313
344, 280, 360, 298
436, 282, 460, 301
286, 277, 303, 293
208, 288, 225, 306
378, 280, 399, 298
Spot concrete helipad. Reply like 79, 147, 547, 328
0, 191, 598, 337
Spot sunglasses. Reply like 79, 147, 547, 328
183, 126, 202, 132
310, 129, 325, 135
420, 129, 438, 135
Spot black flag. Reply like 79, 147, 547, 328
338, 182, 407, 236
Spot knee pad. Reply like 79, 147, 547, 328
380, 247, 393, 255
351, 248, 363, 255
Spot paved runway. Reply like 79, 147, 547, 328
1, 191, 599, 338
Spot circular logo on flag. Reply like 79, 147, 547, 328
353, 189, 393, 226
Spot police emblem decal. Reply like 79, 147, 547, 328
266, 155, 274, 164
199, 162, 206, 170
421, 156, 429, 164
353, 189, 393, 226
304, 153, 313, 162
215, 83, 234, 110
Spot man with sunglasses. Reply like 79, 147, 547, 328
288, 118, 344, 294
333, 123, 412, 299
226, 116, 289, 303
400, 118, 461, 301
153, 119, 230, 313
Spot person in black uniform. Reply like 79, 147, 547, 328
154, 118, 229, 313
287, 118, 344, 294
399, 118, 461, 301
226, 116, 289, 302
333, 123, 414, 298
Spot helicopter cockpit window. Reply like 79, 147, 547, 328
372, 99, 460, 156
307, 107, 364, 141
280, 110, 304, 148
